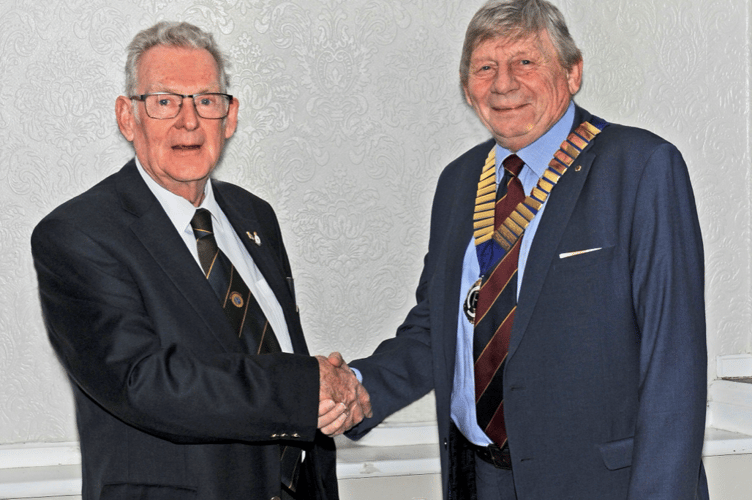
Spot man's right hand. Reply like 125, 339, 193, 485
317, 352, 372, 436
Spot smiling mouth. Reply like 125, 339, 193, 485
493, 103, 526, 112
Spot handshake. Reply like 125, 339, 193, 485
316, 352, 372, 437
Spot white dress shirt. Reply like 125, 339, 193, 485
135, 160, 294, 353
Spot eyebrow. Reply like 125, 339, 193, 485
144, 83, 222, 94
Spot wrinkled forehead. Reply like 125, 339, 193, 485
470, 29, 552, 60
474, 26, 542, 51
136, 45, 221, 91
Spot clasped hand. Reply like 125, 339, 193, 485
317, 352, 372, 437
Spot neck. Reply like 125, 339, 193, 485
154, 175, 208, 207
160, 179, 208, 207
181, 184, 207, 207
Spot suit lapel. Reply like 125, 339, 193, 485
509, 107, 597, 357
434, 140, 494, 383
116, 161, 241, 353
213, 186, 309, 355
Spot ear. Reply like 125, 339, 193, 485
223, 96, 240, 139
567, 58, 583, 95
116, 96, 136, 142
461, 78, 473, 107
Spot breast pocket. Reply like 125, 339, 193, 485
553, 245, 615, 271
539, 245, 618, 329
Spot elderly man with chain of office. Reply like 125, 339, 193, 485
32, 22, 371, 500
341, 1, 709, 498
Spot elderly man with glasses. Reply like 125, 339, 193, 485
32, 21, 370, 500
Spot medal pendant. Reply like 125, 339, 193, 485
463, 278, 482, 323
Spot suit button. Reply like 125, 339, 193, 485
271, 497, 281, 500
443, 438, 448, 450
292, 433, 300, 438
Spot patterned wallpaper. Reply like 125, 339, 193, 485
0, 0, 748, 444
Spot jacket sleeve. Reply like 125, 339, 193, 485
627, 142, 707, 499
347, 163, 468, 438
346, 143, 487, 439
347, 253, 437, 438
31, 216, 320, 445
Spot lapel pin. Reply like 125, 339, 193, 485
247, 231, 262, 246
574, 165, 582, 172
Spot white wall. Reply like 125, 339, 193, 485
0, 0, 748, 453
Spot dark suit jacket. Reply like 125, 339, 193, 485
32, 160, 338, 500
349, 106, 708, 499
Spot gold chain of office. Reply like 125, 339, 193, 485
472, 121, 605, 252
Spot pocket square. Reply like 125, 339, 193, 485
559, 247, 602, 259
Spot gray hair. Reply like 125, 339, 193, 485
460, 0, 582, 88
124, 21, 231, 95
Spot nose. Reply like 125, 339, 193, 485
491, 65, 519, 94
175, 96, 199, 130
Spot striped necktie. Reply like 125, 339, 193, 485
190, 208, 281, 354
190, 209, 301, 492
473, 154, 525, 447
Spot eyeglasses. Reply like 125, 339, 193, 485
129, 92, 233, 120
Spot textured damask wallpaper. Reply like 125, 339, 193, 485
0, 0, 747, 444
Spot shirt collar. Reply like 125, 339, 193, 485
495, 101, 576, 179
134, 157, 219, 234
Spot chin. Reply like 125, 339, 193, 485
167, 164, 213, 181
492, 128, 529, 142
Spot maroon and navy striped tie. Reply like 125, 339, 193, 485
473, 154, 525, 447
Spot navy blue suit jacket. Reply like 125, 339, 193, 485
32, 160, 338, 500
350, 106, 708, 499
